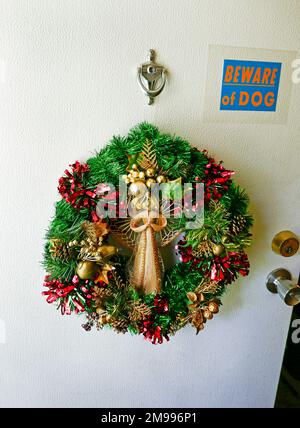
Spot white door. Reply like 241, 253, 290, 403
1, 0, 299, 408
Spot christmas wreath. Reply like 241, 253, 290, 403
43, 123, 252, 344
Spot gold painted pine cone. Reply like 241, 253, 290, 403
230, 215, 247, 235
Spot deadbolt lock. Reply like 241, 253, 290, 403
272, 230, 299, 257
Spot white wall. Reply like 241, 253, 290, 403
0, 0, 300, 408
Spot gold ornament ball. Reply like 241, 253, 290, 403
129, 181, 147, 197
146, 178, 156, 188
212, 243, 225, 256
129, 183, 140, 196
138, 171, 145, 179
132, 171, 139, 179
156, 175, 166, 184
221, 235, 231, 244
76, 261, 99, 280
208, 301, 219, 314
203, 309, 213, 320
146, 168, 155, 177
132, 163, 138, 171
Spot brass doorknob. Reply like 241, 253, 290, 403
266, 268, 300, 306
272, 230, 299, 257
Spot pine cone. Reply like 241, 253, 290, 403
93, 286, 112, 309
110, 318, 129, 334
230, 215, 247, 235
50, 239, 74, 261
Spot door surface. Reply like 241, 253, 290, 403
1, 0, 300, 408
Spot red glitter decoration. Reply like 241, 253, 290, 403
198, 153, 234, 201
141, 320, 169, 345
42, 275, 93, 315
176, 240, 250, 285
58, 161, 96, 209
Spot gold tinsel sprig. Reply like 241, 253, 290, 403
82, 220, 109, 240
195, 279, 222, 295
78, 220, 110, 262
129, 301, 152, 324
192, 240, 213, 258
123, 140, 167, 188
79, 236, 104, 262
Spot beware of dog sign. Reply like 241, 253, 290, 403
203, 45, 295, 124
220, 59, 281, 112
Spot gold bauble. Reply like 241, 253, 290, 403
129, 182, 147, 196
124, 178, 130, 184
146, 178, 156, 188
132, 171, 139, 178
156, 175, 166, 183
76, 261, 99, 280
138, 171, 145, 179
146, 168, 155, 177
208, 301, 219, 314
132, 163, 138, 171
203, 309, 213, 320
212, 243, 225, 256
221, 235, 231, 244
187, 291, 198, 302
